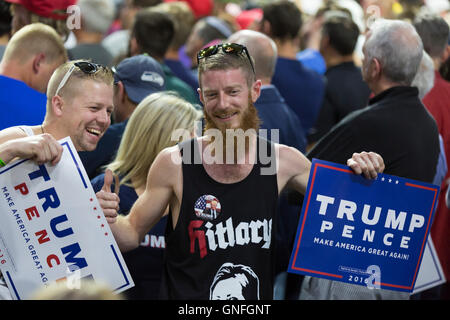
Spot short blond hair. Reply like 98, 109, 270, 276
46, 60, 114, 108
2, 22, 67, 64
107, 91, 202, 190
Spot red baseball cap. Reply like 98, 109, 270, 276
236, 8, 263, 30
164, 0, 213, 19
5, 0, 77, 20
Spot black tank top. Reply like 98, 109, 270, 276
160, 136, 278, 300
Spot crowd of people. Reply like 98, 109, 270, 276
0, 0, 449, 301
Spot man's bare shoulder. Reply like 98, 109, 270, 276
276, 143, 311, 193
276, 143, 310, 172
152, 145, 183, 171
147, 144, 185, 188
144, 145, 183, 209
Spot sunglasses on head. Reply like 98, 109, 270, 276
55, 61, 102, 96
197, 43, 255, 74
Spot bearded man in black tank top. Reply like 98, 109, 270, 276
106, 44, 385, 299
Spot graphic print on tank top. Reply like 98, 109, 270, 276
209, 262, 260, 300
194, 194, 221, 221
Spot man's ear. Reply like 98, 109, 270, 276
262, 20, 272, 36
129, 37, 139, 56
116, 81, 126, 103
32, 53, 46, 74
442, 45, 450, 63
197, 87, 204, 105
251, 79, 262, 102
51, 95, 65, 117
369, 58, 382, 80
319, 34, 329, 53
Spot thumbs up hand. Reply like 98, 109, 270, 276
96, 169, 120, 224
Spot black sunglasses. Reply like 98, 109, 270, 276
197, 43, 255, 74
55, 61, 102, 96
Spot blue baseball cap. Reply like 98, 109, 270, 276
112, 54, 166, 104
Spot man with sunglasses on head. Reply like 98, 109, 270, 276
0, 60, 115, 154
104, 43, 385, 300
0, 60, 120, 299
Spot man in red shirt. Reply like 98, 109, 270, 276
414, 12, 450, 299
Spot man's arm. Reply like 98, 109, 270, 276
107, 146, 181, 252
0, 127, 63, 165
0, 128, 63, 166
278, 144, 385, 195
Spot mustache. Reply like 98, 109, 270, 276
203, 97, 260, 133
211, 110, 238, 118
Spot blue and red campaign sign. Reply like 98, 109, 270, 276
0, 137, 133, 299
288, 159, 439, 292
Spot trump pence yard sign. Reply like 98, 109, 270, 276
0, 137, 133, 299
288, 159, 439, 292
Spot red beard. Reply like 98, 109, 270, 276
203, 96, 261, 163
204, 95, 260, 132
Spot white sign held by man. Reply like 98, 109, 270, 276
0, 137, 133, 299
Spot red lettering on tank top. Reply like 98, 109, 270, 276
188, 220, 207, 258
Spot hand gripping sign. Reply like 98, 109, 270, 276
0, 137, 133, 299
288, 159, 439, 292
